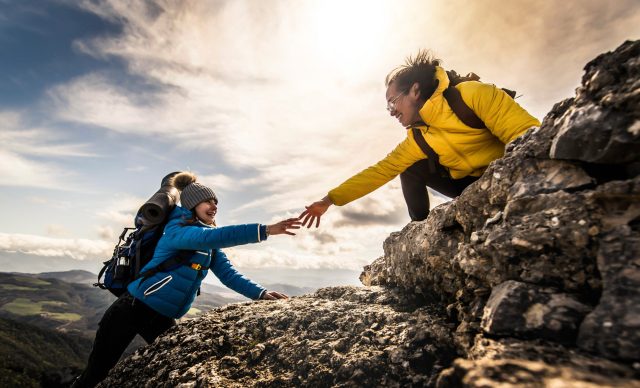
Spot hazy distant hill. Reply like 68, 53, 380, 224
0, 272, 114, 337
29, 269, 317, 298
0, 271, 274, 386
0, 271, 319, 386
0, 271, 260, 334
0, 316, 91, 387
33, 269, 97, 285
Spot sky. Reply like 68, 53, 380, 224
0, 0, 638, 289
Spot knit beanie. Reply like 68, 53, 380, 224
171, 172, 218, 210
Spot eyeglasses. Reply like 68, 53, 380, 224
386, 90, 407, 112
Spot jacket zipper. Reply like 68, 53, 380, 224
143, 275, 173, 296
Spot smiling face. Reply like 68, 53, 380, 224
194, 199, 217, 226
385, 81, 424, 128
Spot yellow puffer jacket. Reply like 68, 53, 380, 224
328, 66, 541, 206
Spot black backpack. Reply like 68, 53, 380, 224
94, 172, 194, 297
444, 70, 517, 129
411, 70, 518, 175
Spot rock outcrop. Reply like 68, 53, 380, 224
101, 40, 640, 387
101, 287, 457, 387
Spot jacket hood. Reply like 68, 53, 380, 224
170, 205, 216, 228
432, 66, 449, 98
419, 66, 450, 123
171, 205, 193, 220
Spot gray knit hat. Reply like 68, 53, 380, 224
171, 172, 218, 210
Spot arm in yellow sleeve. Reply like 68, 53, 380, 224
328, 132, 427, 206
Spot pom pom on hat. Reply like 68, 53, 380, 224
170, 172, 217, 210
171, 172, 197, 191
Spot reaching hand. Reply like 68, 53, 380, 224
261, 290, 288, 300
299, 196, 333, 228
267, 218, 302, 236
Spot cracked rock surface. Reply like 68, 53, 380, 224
100, 287, 456, 387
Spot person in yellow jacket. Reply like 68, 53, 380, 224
300, 50, 540, 225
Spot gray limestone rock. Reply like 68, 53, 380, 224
99, 287, 457, 388
550, 40, 640, 165
437, 336, 640, 387
578, 177, 640, 361
481, 280, 591, 342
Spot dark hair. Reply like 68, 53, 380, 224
385, 49, 441, 102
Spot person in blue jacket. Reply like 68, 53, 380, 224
73, 172, 301, 388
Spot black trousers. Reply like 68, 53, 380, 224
73, 292, 175, 388
400, 159, 478, 221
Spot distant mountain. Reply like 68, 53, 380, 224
0, 270, 318, 388
32, 270, 97, 285
0, 272, 115, 337
0, 272, 253, 334
0, 271, 317, 339
0, 271, 265, 386
0, 316, 91, 387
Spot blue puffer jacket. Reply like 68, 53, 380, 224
128, 206, 268, 318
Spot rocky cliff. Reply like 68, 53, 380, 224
100, 40, 640, 387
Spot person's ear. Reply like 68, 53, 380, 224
411, 82, 421, 98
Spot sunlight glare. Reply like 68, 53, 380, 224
307, 0, 392, 77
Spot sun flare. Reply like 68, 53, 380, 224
306, 1, 393, 75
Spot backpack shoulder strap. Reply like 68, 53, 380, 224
132, 223, 166, 279
443, 85, 486, 129
137, 249, 198, 283
411, 126, 439, 174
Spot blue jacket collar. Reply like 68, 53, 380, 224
171, 206, 215, 228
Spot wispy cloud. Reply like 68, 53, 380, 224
50, 1, 401, 200
46, 224, 72, 238
0, 232, 111, 260
26, 196, 73, 210
0, 110, 96, 189
95, 192, 147, 226
197, 172, 254, 193
52, 0, 639, 222
226, 244, 371, 271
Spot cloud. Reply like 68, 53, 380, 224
334, 188, 407, 228
0, 148, 62, 189
336, 208, 405, 228
51, 0, 640, 225
225, 245, 370, 271
49, 1, 403, 215
0, 110, 96, 190
197, 172, 252, 193
2, 130, 95, 158
0, 232, 111, 260
96, 225, 115, 240
27, 196, 73, 209
311, 231, 337, 244
125, 166, 148, 173
425, 0, 640, 119
46, 224, 72, 238
95, 192, 147, 226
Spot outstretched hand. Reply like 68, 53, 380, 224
261, 290, 288, 300
299, 196, 333, 228
267, 218, 302, 236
